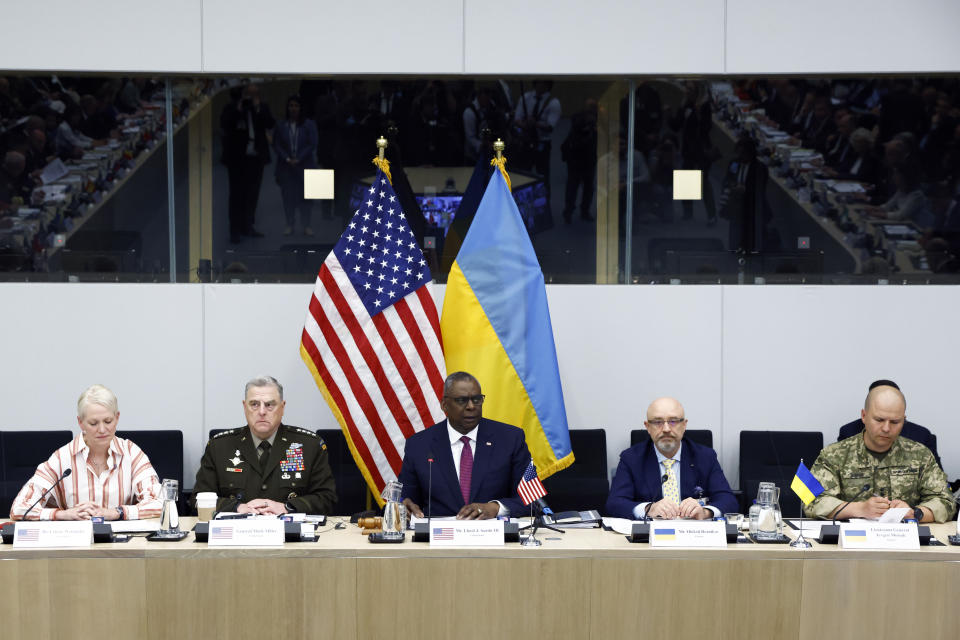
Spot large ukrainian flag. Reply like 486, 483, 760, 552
441, 167, 573, 478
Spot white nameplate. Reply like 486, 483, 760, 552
649, 520, 727, 548
429, 520, 504, 546
207, 519, 285, 546
13, 521, 93, 548
840, 522, 919, 550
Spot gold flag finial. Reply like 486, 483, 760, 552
372, 136, 392, 183
490, 138, 510, 189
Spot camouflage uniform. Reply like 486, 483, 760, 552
804, 434, 955, 522
192, 424, 337, 515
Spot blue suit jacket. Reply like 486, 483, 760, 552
605, 438, 737, 519
398, 418, 530, 516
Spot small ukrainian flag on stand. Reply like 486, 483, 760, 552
789, 460, 825, 549
791, 461, 825, 506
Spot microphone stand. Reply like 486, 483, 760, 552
522, 500, 564, 547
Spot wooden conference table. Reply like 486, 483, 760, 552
0, 518, 958, 640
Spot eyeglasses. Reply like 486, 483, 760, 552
444, 395, 485, 407
647, 418, 686, 428
246, 400, 280, 412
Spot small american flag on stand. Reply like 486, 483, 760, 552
517, 460, 547, 506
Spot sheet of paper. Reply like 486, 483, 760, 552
40, 158, 69, 185
408, 514, 456, 529
878, 507, 911, 523
110, 519, 161, 533
601, 517, 636, 535
785, 520, 827, 536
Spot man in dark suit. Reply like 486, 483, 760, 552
220, 83, 275, 242
606, 397, 737, 519
399, 372, 530, 519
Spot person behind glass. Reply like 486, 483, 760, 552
399, 372, 531, 520
273, 95, 318, 237
10, 384, 162, 521
605, 397, 737, 520
668, 82, 717, 223
560, 98, 599, 224
220, 83, 275, 243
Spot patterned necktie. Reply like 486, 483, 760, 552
662, 458, 680, 505
459, 435, 473, 504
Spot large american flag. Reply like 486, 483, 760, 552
517, 461, 547, 506
301, 168, 446, 499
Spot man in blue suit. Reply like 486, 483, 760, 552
606, 397, 737, 519
399, 372, 530, 519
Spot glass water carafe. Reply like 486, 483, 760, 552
755, 482, 782, 540
159, 478, 180, 532
380, 481, 406, 539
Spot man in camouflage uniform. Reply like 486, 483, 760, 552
804, 384, 954, 523
192, 375, 336, 515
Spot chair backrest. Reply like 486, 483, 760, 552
630, 429, 713, 449
116, 430, 184, 490
541, 429, 609, 512
0, 430, 74, 516
316, 429, 369, 515
739, 430, 824, 519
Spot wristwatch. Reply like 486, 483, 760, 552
115, 507, 125, 520
913, 506, 923, 522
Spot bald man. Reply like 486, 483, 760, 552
805, 385, 954, 523
605, 398, 737, 520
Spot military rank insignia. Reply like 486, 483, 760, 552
281, 443, 305, 473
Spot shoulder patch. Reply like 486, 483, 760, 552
212, 428, 242, 439
287, 426, 320, 439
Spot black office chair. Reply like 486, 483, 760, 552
629, 429, 714, 449
0, 430, 74, 517
316, 429, 371, 515
739, 430, 824, 518
117, 430, 184, 488
541, 429, 609, 513
837, 419, 942, 470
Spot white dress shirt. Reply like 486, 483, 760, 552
631, 443, 720, 519
446, 423, 507, 516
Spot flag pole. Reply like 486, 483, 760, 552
790, 457, 813, 549
373, 135, 392, 184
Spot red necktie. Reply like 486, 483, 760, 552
459, 435, 473, 504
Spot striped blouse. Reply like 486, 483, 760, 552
10, 434, 163, 520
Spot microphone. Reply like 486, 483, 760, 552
24, 468, 71, 519
819, 483, 870, 545
832, 483, 871, 525
426, 454, 434, 521
661, 473, 669, 484
533, 497, 553, 517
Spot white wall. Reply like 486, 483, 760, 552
2, 0, 959, 74
0, 0, 202, 73
1, 283, 957, 491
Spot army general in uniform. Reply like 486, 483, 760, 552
804, 383, 955, 523
192, 375, 336, 515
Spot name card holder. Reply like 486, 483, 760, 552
648, 520, 727, 548
207, 519, 285, 547
429, 520, 505, 546
13, 521, 93, 548
840, 522, 920, 550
